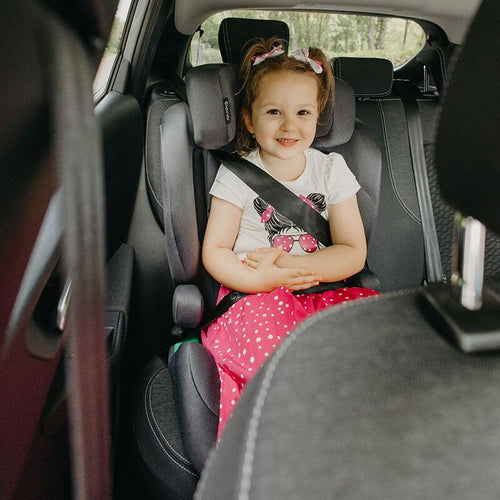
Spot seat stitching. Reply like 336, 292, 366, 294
377, 99, 421, 224
144, 366, 199, 478
237, 288, 418, 500
146, 366, 193, 464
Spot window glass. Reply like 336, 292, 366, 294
93, 0, 133, 97
190, 11, 425, 68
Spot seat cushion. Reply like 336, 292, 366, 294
196, 287, 500, 499
131, 356, 199, 499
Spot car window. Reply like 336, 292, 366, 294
190, 11, 425, 69
93, 0, 133, 98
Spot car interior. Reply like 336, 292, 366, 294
1, 0, 499, 498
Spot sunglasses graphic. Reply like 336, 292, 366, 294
272, 233, 318, 253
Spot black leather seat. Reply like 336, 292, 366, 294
131, 25, 382, 498
195, 1, 500, 497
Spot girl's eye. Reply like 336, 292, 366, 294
298, 109, 311, 116
267, 109, 280, 115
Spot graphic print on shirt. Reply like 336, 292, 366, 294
253, 193, 327, 253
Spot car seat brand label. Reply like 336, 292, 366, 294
223, 98, 230, 124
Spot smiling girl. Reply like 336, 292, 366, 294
201, 38, 378, 437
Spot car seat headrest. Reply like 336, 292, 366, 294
185, 64, 239, 149
314, 78, 356, 147
186, 64, 356, 150
332, 57, 393, 97
416, 45, 455, 94
218, 17, 290, 66
435, 0, 500, 235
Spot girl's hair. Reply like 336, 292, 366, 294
237, 37, 334, 154
254, 193, 327, 244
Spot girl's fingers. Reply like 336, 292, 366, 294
288, 280, 320, 291
286, 271, 321, 283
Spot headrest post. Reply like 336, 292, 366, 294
451, 213, 486, 311
423, 65, 430, 94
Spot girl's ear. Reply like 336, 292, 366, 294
243, 112, 254, 134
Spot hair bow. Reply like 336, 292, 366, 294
261, 205, 275, 222
252, 45, 285, 66
292, 48, 323, 74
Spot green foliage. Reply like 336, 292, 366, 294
104, 17, 125, 56
190, 11, 426, 68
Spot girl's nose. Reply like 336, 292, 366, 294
280, 114, 297, 131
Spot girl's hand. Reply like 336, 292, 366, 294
245, 246, 285, 270
246, 247, 321, 292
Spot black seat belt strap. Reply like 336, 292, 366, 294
393, 81, 444, 283
213, 150, 333, 247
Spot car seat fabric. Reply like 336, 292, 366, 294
218, 17, 290, 66
195, 288, 500, 500
436, 2, 500, 236
333, 57, 429, 289
334, 56, 393, 97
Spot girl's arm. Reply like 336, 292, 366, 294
202, 197, 322, 294
245, 195, 367, 283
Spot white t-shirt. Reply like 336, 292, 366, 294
209, 148, 360, 260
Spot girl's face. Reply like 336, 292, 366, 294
244, 70, 319, 174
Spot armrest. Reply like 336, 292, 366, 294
106, 243, 134, 366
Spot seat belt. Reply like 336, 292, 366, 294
393, 80, 444, 283
40, 10, 111, 499
213, 150, 333, 246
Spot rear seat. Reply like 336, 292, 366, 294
334, 55, 500, 288
334, 57, 427, 290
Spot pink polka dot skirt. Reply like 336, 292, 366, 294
202, 285, 379, 438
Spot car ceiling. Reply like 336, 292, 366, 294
174, 0, 482, 44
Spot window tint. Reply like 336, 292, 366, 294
93, 0, 133, 97
190, 11, 425, 68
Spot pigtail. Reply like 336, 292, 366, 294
308, 46, 334, 113
237, 38, 288, 155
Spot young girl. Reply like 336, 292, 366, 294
201, 38, 378, 437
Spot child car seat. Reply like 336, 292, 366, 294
131, 30, 382, 500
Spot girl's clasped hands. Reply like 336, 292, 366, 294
244, 246, 321, 292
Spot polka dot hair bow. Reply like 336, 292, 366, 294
252, 45, 285, 66
291, 48, 323, 74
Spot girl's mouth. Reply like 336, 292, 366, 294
276, 138, 298, 146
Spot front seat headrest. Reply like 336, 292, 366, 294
435, 0, 500, 235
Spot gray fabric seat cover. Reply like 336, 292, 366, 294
196, 287, 500, 499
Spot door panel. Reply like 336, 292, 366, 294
96, 90, 143, 259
